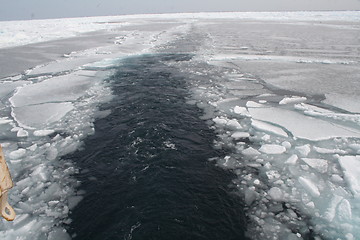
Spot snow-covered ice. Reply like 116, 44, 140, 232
1, 11, 360, 240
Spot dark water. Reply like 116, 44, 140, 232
68, 54, 248, 240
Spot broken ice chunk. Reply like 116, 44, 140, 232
33, 130, 55, 137
295, 144, 311, 157
242, 147, 261, 156
9, 148, 26, 159
251, 119, 288, 137
298, 177, 320, 197
338, 156, 360, 197
285, 154, 298, 165
244, 188, 258, 205
337, 199, 352, 221
281, 141, 291, 149
212, 116, 228, 126
233, 106, 250, 117
17, 128, 29, 138
279, 96, 307, 105
231, 131, 250, 139
330, 174, 343, 183
266, 170, 281, 180
226, 119, 242, 130
0, 118, 13, 125
259, 144, 286, 154
302, 158, 328, 173
268, 187, 284, 201
246, 101, 265, 108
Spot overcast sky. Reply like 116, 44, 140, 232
1, 0, 360, 21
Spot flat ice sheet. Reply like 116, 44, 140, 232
10, 73, 93, 107
248, 107, 360, 140
12, 102, 74, 129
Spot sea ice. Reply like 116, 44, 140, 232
10, 73, 93, 107
268, 187, 284, 201
259, 144, 286, 155
1, 10, 360, 240
298, 177, 320, 197
251, 119, 288, 137
295, 144, 311, 157
16, 128, 29, 138
12, 102, 74, 129
33, 130, 55, 137
242, 147, 261, 156
248, 107, 360, 140
301, 158, 328, 173
9, 149, 26, 159
246, 101, 265, 108
279, 96, 307, 105
338, 156, 360, 197
233, 106, 250, 116
0, 118, 13, 125
231, 131, 250, 139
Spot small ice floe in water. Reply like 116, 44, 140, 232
0, 118, 13, 125
233, 106, 251, 117
251, 119, 288, 138
259, 144, 286, 155
231, 131, 250, 139
33, 130, 55, 137
268, 187, 284, 201
16, 128, 28, 138
279, 96, 307, 105
242, 147, 261, 156
9, 149, 26, 160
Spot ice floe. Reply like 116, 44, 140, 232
248, 106, 360, 141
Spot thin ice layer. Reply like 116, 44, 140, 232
12, 103, 74, 129
248, 107, 360, 140
10, 72, 94, 107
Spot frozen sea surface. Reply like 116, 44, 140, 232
0, 11, 360, 240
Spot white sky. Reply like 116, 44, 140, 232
1, 0, 360, 21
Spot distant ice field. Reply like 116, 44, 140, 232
0, 11, 360, 240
